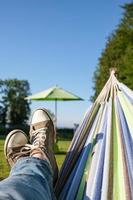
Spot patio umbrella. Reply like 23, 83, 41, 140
25, 85, 83, 127
55, 70, 133, 200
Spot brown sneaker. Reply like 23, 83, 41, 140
4, 129, 31, 167
29, 108, 58, 185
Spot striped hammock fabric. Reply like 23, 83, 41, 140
55, 73, 133, 200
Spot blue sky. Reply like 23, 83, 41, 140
0, 0, 131, 127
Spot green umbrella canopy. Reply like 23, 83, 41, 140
25, 85, 83, 127
25, 86, 83, 101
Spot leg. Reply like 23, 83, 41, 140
0, 108, 58, 200
0, 157, 55, 200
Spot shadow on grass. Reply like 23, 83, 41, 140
55, 151, 67, 155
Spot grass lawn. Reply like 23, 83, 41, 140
0, 136, 71, 180
54, 139, 71, 169
0, 137, 10, 179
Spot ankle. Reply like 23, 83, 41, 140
30, 148, 49, 161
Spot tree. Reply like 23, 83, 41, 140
0, 79, 31, 127
91, 3, 133, 101
0, 80, 7, 125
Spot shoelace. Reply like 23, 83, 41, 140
7, 144, 32, 160
31, 127, 47, 151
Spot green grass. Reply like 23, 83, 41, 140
0, 136, 71, 179
55, 139, 71, 169
0, 137, 10, 179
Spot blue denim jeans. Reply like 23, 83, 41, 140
0, 157, 56, 200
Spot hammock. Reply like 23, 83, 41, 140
55, 71, 133, 200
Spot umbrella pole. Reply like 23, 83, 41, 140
55, 100, 57, 128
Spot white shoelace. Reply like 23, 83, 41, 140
31, 127, 47, 150
8, 144, 32, 160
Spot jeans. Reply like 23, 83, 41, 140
0, 157, 56, 200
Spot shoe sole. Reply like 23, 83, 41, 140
4, 129, 27, 164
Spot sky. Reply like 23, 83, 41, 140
0, 0, 131, 127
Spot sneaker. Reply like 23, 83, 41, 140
29, 108, 58, 185
4, 129, 31, 167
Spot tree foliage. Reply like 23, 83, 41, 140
0, 79, 31, 127
91, 3, 133, 101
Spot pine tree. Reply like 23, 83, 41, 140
91, 3, 133, 101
